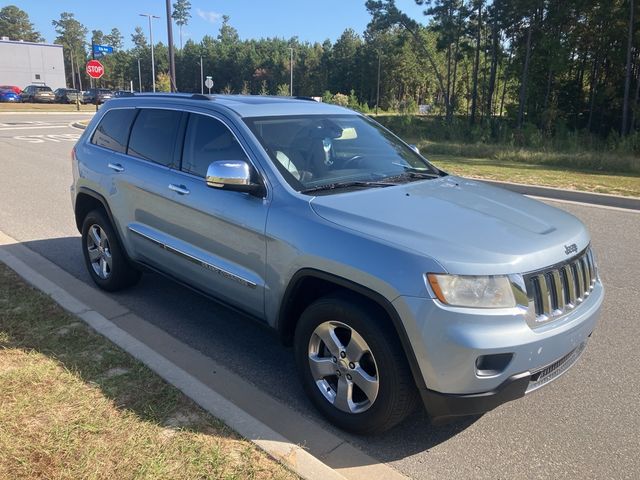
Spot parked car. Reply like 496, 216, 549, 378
71, 94, 604, 434
20, 85, 55, 103
83, 88, 113, 104
54, 88, 83, 104
0, 88, 20, 102
0, 85, 22, 94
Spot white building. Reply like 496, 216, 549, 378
0, 37, 66, 90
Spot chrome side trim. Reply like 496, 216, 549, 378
128, 225, 257, 289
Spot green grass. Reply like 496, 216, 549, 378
428, 153, 640, 198
0, 263, 296, 480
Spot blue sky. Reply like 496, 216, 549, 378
3, 1, 427, 47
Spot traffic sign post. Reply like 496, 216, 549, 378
86, 60, 105, 111
205, 76, 213, 94
86, 59, 104, 79
92, 44, 114, 57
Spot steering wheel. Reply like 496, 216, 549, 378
342, 155, 364, 169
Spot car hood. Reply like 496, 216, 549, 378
309, 176, 590, 275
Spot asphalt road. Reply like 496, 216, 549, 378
1, 112, 639, 479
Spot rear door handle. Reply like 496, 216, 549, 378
168, 184, 190, 195
108, 163, 124, 172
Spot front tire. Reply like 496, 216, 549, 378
81, 209, 141, 291
294, 295, 418, 434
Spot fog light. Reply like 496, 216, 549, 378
475, 353, 513, 377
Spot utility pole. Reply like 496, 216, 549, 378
165, 0, 176, 92
199, 55, 204, 94
70, 50, 76, 89
137, 58, 142, 92
376, 52, 381, 115
289, 47, 294, 96
140, 13, 160, 92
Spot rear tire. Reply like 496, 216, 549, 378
294, 294, 418, 434
81, 209, 141, 291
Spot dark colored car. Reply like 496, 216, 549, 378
0, 89, 20, 102
20, 85, 55, 103
0, 85, 22, 94
83, 88, 113, 104
54, 88, 84, 104
112, 90, 133, 98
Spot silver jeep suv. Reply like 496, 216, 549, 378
71, 94, 603, 433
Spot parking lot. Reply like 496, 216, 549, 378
1, 112, 638, 479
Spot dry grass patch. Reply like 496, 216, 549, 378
0, 263, 296, 480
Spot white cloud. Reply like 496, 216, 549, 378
197, 9, 223, 24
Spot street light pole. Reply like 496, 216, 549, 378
137, 58, 142, 92
199, 56, 204, 94
289, 47, 294, 96
140, 13, 160, 92
165, 0, 176, 91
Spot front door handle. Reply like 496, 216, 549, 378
108, 163, 124, 172
168, 184, 190, 195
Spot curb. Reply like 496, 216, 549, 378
0, 231, 406, 480
478, 179, 640, 211
71, 121, 87, 130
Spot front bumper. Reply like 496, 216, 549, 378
393, 280, 603, 419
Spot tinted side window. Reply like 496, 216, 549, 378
91, 109, 137, 153
182, 114, 248, 177
128, 109, 183, 168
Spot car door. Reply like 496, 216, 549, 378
128, 110, 268, 318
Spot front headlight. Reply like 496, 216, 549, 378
426, 274, 516, 308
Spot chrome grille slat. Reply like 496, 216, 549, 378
563, 264, 577, 307
574, 261, 585, 302
550, 270, 564, 313
524, 247, 596, 325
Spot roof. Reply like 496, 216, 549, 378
107, 93, 352, 118
0, 38, 63, 49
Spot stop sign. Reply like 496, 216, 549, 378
86, 59, 104, 79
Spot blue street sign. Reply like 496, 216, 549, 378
93, 44, 113, 55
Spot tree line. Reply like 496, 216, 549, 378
1, 1, 638, 141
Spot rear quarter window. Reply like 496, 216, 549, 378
91, 109, 138, 154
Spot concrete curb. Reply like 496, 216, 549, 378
71, 122, 88, 130
0, 231, 406, 480
478, 179, 640, 211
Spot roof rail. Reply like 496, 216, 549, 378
294, 96, 319, 102
115, 92, 212, 101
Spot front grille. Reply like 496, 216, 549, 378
523, 247, 596, 324
526, 341, 587, 393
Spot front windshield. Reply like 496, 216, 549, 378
243, 114, 442, 193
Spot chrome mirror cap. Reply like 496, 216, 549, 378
206, 160, 251, 188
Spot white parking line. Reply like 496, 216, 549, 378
11, 133, 80, 143
0, 125, 71, 131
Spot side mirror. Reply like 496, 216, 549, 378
205, 160, 265, 197
409, 144, 420, 154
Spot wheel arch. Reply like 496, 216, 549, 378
74, 187, 132, 263
278, 268, 427, 391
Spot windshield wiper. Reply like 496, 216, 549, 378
300, 180, 396, 194
391, 162, 442, 178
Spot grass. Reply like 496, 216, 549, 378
0, 263, 296, 480
0, 102, 97, 112
427, 153, 640, 198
